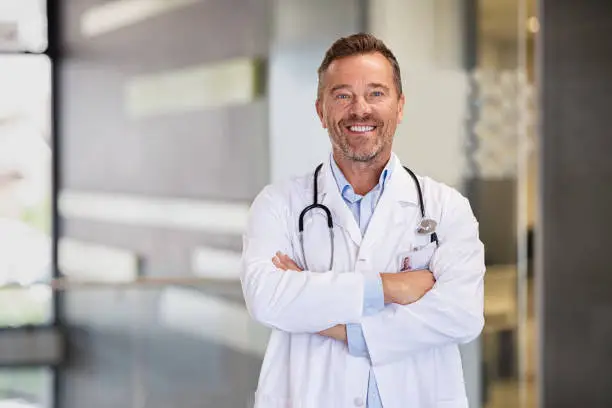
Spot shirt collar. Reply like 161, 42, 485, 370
329, 154, 395, 203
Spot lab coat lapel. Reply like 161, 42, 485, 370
361, 155, 420, 252
318, 161, 363, 247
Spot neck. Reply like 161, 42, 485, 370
333, 151, 392, 196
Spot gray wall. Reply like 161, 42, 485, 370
539, 1, 612, 407
60, 0, 270, 200
57, 1, 269, 407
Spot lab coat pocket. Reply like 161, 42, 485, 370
434, 346, 468, 407
397, 242, 436, 271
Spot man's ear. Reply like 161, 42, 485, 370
397, 93, 406, 124
315, 99, 327, 129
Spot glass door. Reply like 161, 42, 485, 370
473, 0, 538, 406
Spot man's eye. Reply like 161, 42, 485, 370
336, 94, 350, 100
371, 91, 384, 97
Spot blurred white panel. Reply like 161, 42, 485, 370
59, 191, 250, 234
59, 238, 139, 282
268, 0, 362, 182
159, 287, 269, 357
192, 246, 241, 280
369, 0, 469, 190
81, 0, 199, 37
125, 58, 258, 117
0, 0, 47, 52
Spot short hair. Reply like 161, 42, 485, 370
317, 33, 403, 99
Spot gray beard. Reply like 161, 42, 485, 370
331, 130, 391, 163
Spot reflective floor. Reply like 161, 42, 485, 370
488, 380, 537, 408
483, 264, 538, 408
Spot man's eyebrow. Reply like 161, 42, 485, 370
329, 84, 352, 93
368, 83, 391, 92
328, 83, 392, 93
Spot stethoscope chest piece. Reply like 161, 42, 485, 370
417, 218, 437, 235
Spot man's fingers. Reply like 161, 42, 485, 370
280, 254, 302, 271
272, 256, 287, 271
273, 252, 303, 272
274, 252, 287, 268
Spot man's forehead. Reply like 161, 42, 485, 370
324, 53, 393, 82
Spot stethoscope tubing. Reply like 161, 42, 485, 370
298, 163, 438, 271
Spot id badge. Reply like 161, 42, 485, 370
397, 242, 437, 271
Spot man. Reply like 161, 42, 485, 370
241, 33, 485, 408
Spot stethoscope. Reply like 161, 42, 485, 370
298, 164, 439, 271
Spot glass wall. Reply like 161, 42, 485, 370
0, 55, 53, 328
0, 1, 54, 407
0, 368, 53, 408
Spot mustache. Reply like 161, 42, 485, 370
339, 115, 383, 127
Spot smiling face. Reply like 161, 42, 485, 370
316, 52, 405, 163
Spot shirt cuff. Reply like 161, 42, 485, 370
362, 272, 385, 316
346, 323, 369, 357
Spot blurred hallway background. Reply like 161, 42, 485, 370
0, 0, 610, 407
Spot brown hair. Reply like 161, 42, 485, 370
317, 33, 403, 99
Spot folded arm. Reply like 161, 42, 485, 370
241, 185, 452, 340
241, 186, 374, 333
271, 252, 365, 342
360, 194, 486, 366
271, 250, 433, 344
344, 269, 435, 355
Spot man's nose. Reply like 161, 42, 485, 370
349, 96, 372, 117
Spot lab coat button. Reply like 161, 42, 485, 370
353, 397, 364, 406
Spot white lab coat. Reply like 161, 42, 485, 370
241, 154, 485, 408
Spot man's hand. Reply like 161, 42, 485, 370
272, 252, 346, 342
381, 270, 435, 305
318, 324, 347, 342
272, 252, 302, 271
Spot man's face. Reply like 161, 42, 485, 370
316, 52, 405, 163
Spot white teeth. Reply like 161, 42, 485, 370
349, 125, 375, 132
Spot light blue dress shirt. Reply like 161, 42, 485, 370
329, 155, 392, 408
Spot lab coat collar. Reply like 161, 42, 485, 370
381, 153, 420, 206
316, 152, 420, 247
318, 159, 363, 247
360, 154, 422, 251
318, 153, 419, 205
